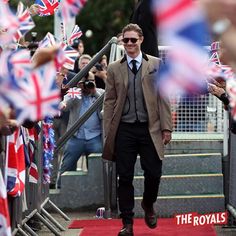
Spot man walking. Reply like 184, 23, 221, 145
102, 23, 172, 236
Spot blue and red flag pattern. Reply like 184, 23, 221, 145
68, 24, 83, 46
0, 171, 11, 236
35, 0, 59, 16
153, 0, 210, 96
38, 32, 57, 48
0, 0, 19, 45
58, 0, 87, 24
5, 62, 60, 124
14, 2, 35, 42
65, 87, 82, 99
28, 126, 40, 184
60, 42, 79, 70
6, 127, 26, 197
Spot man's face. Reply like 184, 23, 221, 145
123, 30, 143, 57
79, 58, 90, 70
78, 43, 84, 55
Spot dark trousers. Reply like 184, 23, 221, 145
115, 122, 162, 225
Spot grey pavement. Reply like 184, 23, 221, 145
37, 211, 94, 236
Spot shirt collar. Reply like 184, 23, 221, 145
127, 52, 142, 68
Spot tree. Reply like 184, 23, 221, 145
76, 0, 135, 55
9, 0, 135, 54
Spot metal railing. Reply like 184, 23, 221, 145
54, 36, 118, 219
2, 36, 119, 235
55, 94, 104, 154
55, 37, 117, 152
65, 37, 117, 88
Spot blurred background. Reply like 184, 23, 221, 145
9, 0, 137, 55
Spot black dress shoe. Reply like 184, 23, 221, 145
118, 224, 134, 236
141, 201, 157, 229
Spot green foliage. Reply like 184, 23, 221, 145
76, 0, 135, 55
9, 0, 135, 54
29, 15, 54, 41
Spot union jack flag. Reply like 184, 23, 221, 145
14, 2, 35, 42
38, 32, 57, 48
211, 41, 220, 52
60, 42, 79, 70
0, 0, 19, 45
54, 48, 67, 71
6, 62, 60, 124
0, 49, 32, 90
38, 33, 67, 70
0, 50, 11, 86
68, 25, 83, 46
6, 127, 26, 197
153, 0, 210, 95
35, 0, 59, 16
207, 40, 235, 81
65, 87, 82, 99
28, 126, 40, 184
9, 49, 32, 85
0, 50, 9, 108
58, 0, 87, 24
207, 63, 235, 82
209, 52, 220, 64
221, 65, 235, 80
0, 49, 30, 112
0, 171, 11, 236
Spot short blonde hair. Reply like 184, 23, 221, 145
122, 23, 143, 38
78, 54, 92, 65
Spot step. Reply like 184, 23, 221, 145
134, 194, 225, 218
133, 174, 224, 196
165, 139, 223, 154
49, 154, 104, 210
135, 153, 222, 176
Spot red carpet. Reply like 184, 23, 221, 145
69, 218, 217, 236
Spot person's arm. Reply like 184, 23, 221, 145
103, 65, 117, 138
28, 4, 40, 16
156, 60, 172, 144
208, 83, 229, 110
158, 95, 173, 144
60, 95, 76, 112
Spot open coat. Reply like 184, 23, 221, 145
102, 54, 172, 161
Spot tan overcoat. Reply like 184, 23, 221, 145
102, 53, 172, 161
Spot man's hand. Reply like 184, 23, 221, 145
59, 101, 66, 110
162, 130, 172, 145
208, 83, 225, 97
29, 4, 40, 16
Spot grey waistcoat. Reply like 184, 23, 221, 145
121, 65, 148, 123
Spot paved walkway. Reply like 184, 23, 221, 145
38, 211, 94, 236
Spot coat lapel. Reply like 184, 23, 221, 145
141, 58, 149, 80
119, 56, 129, 90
